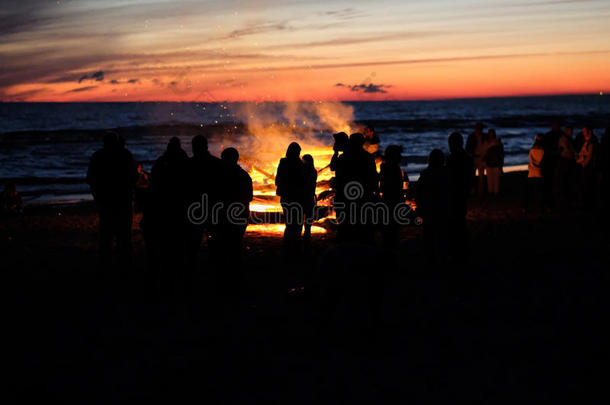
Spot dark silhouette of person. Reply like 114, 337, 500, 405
363, 125, 381, 156
1, 183, 22, 216
556, 126, 577, 207
445, 132, 474, 263
275, 142, 306, 254
333, 133, 378, 244
86, 132, 137, 266
185, 135, 222, 267
576, 126, 598, 210
302, 154, 318, 251
466, 122, 487, 195
134, 162, 149, 213
379, 145, 406, 248
214, 147, 253, 281
541, 120, 564, 209
600, 128, 610, 231
523, 135, 546, 213
141, 137, 189, 279
329, 131, 348, 174
416, 149, 451, 266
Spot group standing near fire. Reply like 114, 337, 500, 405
83, 122, 610, 276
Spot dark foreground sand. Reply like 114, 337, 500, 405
5, 172, 610, 403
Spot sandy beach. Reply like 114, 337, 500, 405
5, 171, 609, 402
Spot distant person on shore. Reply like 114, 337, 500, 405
1, 183, 23, 217
86, 132, 137, 266
466, 122, 487, 195
523, 135, 546, 213
379, 145, 406, 248
302, 154, 317, 251
142, 136, 189, 278
215, 147, 252, 275
185, 135, 222, 267
446, 132, 474, 263
416, 149, 451, 266
134, 163, 149, 212
276, 142, 306, 254
483, 129, 504, 196
556, 126, 577, 206
576, 126, 598, 210
600, 128, 610, 229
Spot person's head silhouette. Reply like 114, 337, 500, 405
302, 154, 314, 169
286, 142, 301, 159
221, 147, 239, 165
349, 133, 365, 150
428, 149, 445, 169
103, 132, 119, 150
384, 145, 402, 165
448, 132, 463, 154
167, 136, 182, 153
192, 135, 208, 157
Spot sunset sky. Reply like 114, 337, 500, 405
1, 0, 609, 102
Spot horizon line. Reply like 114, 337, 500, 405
1, 91, 605, 104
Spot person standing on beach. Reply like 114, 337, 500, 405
215, 147, 252, 282
556, 126, 577, 206
466, 122, 487, 196
143, 137, 189, 280
576, 126, 598, 210
333, 133, 378, 244
416, 149, 451, 266
541, 121, 564, 209
446, 132, 474, 263
186, 135, 222, 267
379, 145, 407, 249
86, 132, 137, 266
483, 129, 504, 196
276, 142, 306, 255
523, 135, 546, 213
301, 154, 318, 252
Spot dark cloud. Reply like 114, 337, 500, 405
110, 79, 119, 84
224, 21, 289, 39
127, 78, 139, 84
65, 85, 98, 94
336, 82, 391, 93
78, 70, 104, 83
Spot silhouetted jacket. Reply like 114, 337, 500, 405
303, 165, 318, 209
416, 167, 451, 223
446, 149, 474, 204
275, 157, 305, 203
87, 146, 136, 208
148, 148, 189, 225
220, 162, 253, 218
334, 148, 378, 200
379, 162, 405, 203
188, 152, 222, 204
483, 139, 504, 168
528, 146, 544, 178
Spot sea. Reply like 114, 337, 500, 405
1, 95, 608, 205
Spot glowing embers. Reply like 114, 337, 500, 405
246, 223, 328, 235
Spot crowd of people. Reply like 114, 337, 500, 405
80, 121, 610, 276
525, 123, 610, 213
